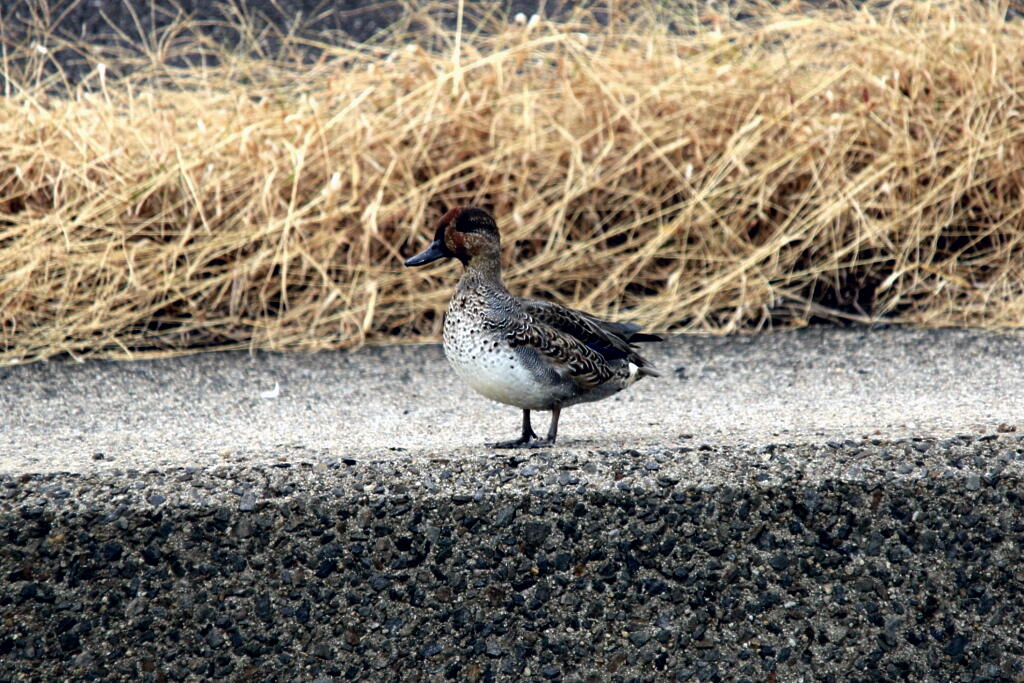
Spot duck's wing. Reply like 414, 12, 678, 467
521, 298, 662, 365
503, 312, 620, 392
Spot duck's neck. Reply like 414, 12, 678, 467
462, 251, 503, 286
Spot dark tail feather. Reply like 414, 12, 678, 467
627, 332, 662, 344
590, 318, 662, 345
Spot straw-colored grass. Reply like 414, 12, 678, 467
2, 0, 1024, 364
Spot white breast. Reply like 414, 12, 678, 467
443, 312, 553, 410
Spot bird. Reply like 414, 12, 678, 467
404, 206, 662, 449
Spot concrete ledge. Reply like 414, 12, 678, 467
3, 436, 1023, 681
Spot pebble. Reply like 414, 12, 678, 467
238, 490, 257, 511
557, 472, 580, 486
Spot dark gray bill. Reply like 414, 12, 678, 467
404, 239, 450, 267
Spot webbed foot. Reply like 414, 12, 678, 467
490, 437, 553, 449
488, 408, 560, 449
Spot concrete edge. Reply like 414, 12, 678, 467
2, 435, 1023, 681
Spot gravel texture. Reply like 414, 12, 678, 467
2, 328, 1024, 680
2, 439, 1024, 681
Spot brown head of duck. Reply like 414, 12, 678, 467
404, 207, 502, 278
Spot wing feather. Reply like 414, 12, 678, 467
521, 298, 661, 371
504, 315, 615, 391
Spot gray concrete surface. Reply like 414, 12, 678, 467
2, 327, 1024, 682
2, 327, 1022, 473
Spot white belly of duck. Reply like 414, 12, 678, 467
443, 317, 556, 411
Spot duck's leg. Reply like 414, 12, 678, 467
490, 409, 540, 448
543, 407, 561, 445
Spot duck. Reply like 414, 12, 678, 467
404, 206, 662, 448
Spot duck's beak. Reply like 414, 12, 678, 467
404, 238, 450, 267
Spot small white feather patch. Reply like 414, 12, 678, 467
260, 382, 281, 400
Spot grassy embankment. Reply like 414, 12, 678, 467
2, 0, 1023, 364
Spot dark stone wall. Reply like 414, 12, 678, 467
2, 438, 1023, 681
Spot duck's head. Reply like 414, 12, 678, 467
404, 206, 500, 268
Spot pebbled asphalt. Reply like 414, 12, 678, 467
1, 326, 1022, 474
3, 327, 1024, 681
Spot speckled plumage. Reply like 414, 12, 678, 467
406, 206, 661, 448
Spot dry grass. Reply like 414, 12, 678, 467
2, 0, 1024, 364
